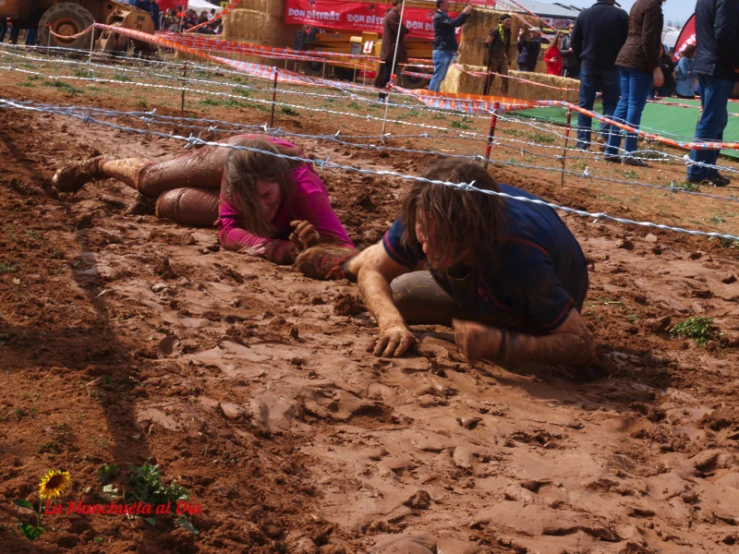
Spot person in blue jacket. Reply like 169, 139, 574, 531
429, 0, 472, 92
674, 43, 697, 98
340, 159, 596, 369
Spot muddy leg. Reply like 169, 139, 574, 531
391, 271, 474, 326
155, 187, 220, 227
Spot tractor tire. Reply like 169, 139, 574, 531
302, 60, 325, 77
399, 66, 429, 90
39, 3, 95, 52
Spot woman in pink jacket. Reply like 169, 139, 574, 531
52, 135, 356, 274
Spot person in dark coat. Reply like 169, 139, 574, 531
516, 27, 541, 72
571, 0, 629, 150
137, 0, 161, 31
686, 0, 739, 186
429, 0, 472, 92
652, 45, 675, 97
604, 0, 665, 166
484, 14, 512, 95
375, 0, 410, 98
560, 22, 580, 79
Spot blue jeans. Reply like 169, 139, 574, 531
577, 67, 620, 149
429, 50, 455, 92
605, 67, 654, 156
687, 74, 735, 181
25, 28, 37, 46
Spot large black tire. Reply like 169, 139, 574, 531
302, 60, 325, 77
38, 3, 95, 52
399, 65, 430, 90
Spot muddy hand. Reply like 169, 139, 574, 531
372, 324, 417, 357
453, 319, 501, 361
290, 220, 321, 250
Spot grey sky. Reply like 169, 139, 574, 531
564, 0, 694, 25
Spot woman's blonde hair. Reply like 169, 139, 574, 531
222, 138, 302, 237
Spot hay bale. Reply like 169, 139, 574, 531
458, 39, 487, 66
460, 9, 503, 42
237, 0, 285, 18
223, 8, 300, 47
440, 64, 487, 95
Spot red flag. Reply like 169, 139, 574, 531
672, 14, 695, 62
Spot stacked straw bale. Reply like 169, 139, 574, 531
236, 0, 286, 18
440, 64, 487, 96
440, 65, 578, 102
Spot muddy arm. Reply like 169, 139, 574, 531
454, 310, 596, 367
357, 243, 416, 357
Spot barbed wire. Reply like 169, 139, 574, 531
10, 99, 738, 206
2, 97, 737, 243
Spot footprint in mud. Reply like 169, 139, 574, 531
301, 384, 382, 422
370, 532, 437, 554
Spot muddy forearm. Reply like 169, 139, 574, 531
501, 331, 596, 367
358, 269, 405, 330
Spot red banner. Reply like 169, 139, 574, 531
285, 0, 445, 40
672, 14, 695, 62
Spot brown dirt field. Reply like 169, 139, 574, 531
1, 51, 739, 554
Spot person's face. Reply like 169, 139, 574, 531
503, 18, 512, 29
568, 24, 574, 33
440, 0, 450, 12
256, 181, 281, 221
415, 214, 471, 270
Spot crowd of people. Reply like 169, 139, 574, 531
373, 0, 735, 186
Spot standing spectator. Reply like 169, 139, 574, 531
516, 27, 542, 72
25, 27, 38, 47
604, 0, 665, 166
375, 0, 410, 100
560, 22, 580, 78
137, 0, 161, 31
653, 45, 675, 97
0, 18, 9, 43
164, 9, 179, 32
484, 14, 512, 95
674, 43, 697, 98
429, 0, 472, 92
544, 32, 564, 75
686, 0, 739, 186
571, 0, 629, 150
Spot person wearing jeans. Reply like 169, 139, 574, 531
429, 0, 472, 92
687, 75, 735, 184
604, 67, 655, 162
604, 0, 665, 166
571, 0, 629, 150
685, 0, 739, 186
577, 68, 621, 149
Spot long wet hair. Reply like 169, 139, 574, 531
401, 159, 508, 267
222, 138, 302, 238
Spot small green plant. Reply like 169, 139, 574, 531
670, 317, 720, 345
402, 108, 421, 118
124, 463, 198, 533
73, 69, 93, 78
670, 180, 701, 192
280, 106, 299, 116
502, 128, 525, 137
17, 82, 35, 88
709, 214, 726, 225
42, 80, 84, 94
348, 101, 362, 110
135, 98, 148, 109
451, 120, 471, 129
0, 261, 18, 273
597, 194, 620, 202
528, 131, 556, 144
113, 74, 132, 82
97, 463, 119, 484
27, 75, 42, 81
622, 170, 638, 179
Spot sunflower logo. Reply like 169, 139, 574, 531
38, 470, 72, 500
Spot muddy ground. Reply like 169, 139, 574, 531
1, 51, 739, 554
